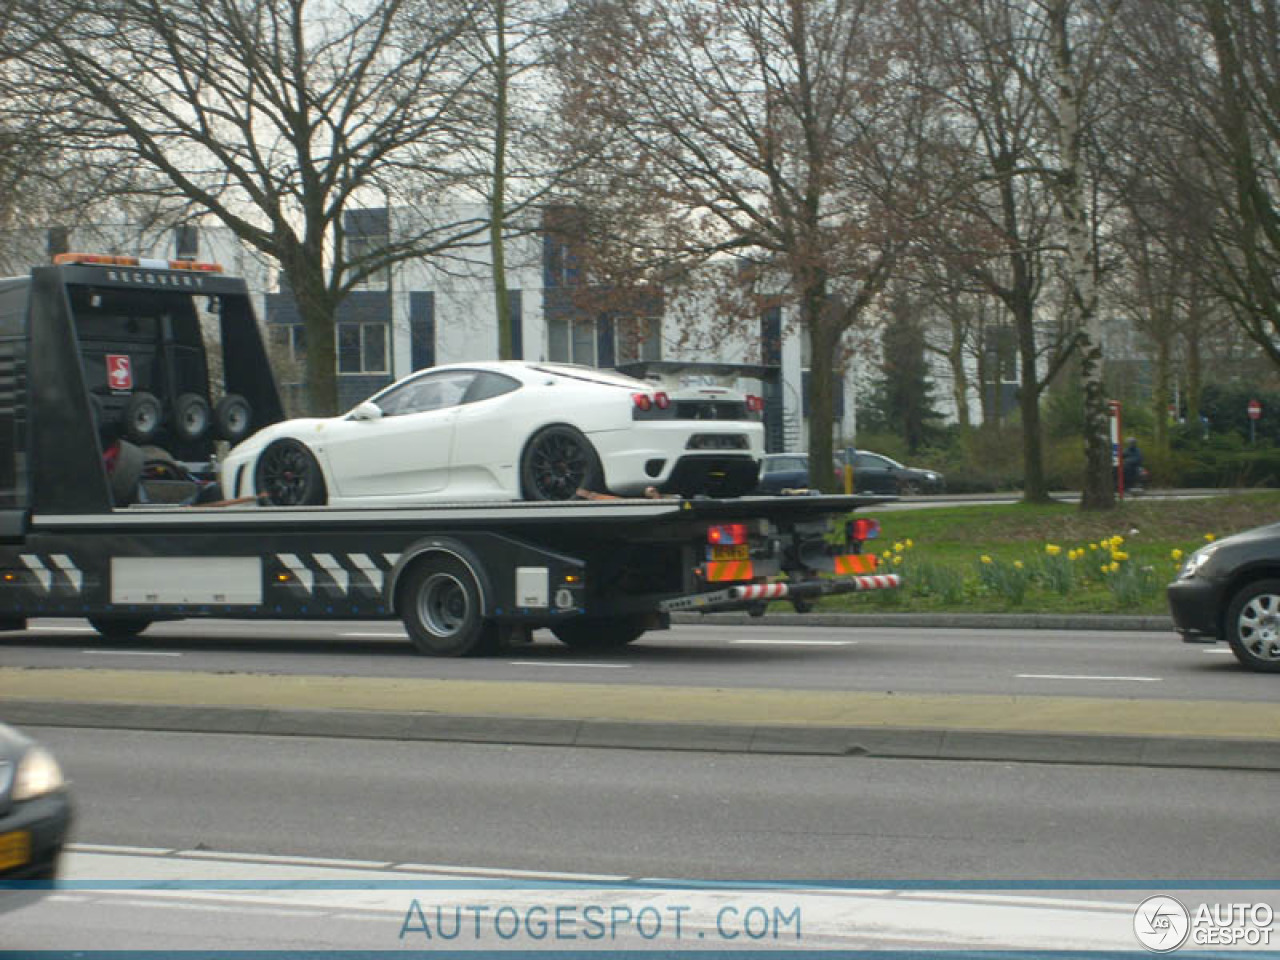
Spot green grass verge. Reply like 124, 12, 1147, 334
804, 490, 1280, 615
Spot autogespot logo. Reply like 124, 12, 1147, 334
1134, 896, 1191, 952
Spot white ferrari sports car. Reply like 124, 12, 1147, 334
221, 361, 764, 506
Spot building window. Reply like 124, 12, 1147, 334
174, 225, 199, 260
47, 226, 69, 257
614, 316, 660, 365
548, 316, 597, 365
269, 324, 306, 364
410, 291, 434, 370
337, 322, 388, 374
345, 208, 390, 290
508, 289, 523, 360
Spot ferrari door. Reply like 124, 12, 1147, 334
323, 369, 477, 499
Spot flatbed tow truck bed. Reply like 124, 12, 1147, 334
0, 256, 899, 656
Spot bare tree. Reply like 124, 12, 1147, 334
1039, 0, 1123, 509
5, 0, 489, 414
553, 0, 921, 488
457, 0, 572, 359
1123, 1, 1280, 380
905, 0, 1081, 502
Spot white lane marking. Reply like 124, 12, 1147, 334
107, 896, 329, 919
394, 862, 629, 882
339, 631, 407, 638
67, 843, 176, 856
69, 844, 629, 882
174, 850, 393, 870
730, 639, 856, 647
1202, 648, 1233, 655
508, 661, 631, 669
80, 649, 183, 657
1016, 674, 1162, 682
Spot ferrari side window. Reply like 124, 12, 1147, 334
462, 372, 520, 404
378, 371, 476, 416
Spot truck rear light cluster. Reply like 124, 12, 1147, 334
707, 523, 748, 546
745, 394, 764, 413
847, 517, 880, 542
53, 253, 224, 273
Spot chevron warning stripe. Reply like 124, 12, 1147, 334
834, 553, 877, 575
704, 560, 754, 582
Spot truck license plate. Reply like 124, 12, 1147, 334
711, 545, 749, 562
0, 829, 30, 871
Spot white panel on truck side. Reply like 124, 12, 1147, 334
111, 557, 263, 605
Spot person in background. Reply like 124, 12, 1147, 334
1122, 436, 1144, 490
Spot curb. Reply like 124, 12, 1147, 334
671, 612, 1174, 631
5, 698, 1277, 772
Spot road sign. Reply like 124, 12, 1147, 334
1249, 399, 1262, 420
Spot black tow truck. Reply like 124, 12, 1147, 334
0, 254, 900, 656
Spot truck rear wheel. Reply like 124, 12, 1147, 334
551, 617, 646, 650
87, 616, 153, 641
399, 555, 498, 656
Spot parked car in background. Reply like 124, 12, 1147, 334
222, 361, 764, 506
1, 722, 72, 908
755, 453, 814, 494
841, 450, 945, 495
1168, 520, 1280, 673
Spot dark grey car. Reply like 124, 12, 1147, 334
1167, 520, 1280, 673
843, 451, 945, 496
755, 454, 813, 494
0, 722, 73, 907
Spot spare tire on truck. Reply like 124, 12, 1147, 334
123, 391, 162, 444
172, 393, 211, 441
215, 393, 253, 443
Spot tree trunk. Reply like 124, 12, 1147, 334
946, 317, 971, 433
1185, 325, 1203, 427
1016, 301, 1049, 502
804, 281, 838, 492
490, 0, 512, 360
286, 245, 338, 417
1049, 0, 1112, 510
1152, 328, 1171, 454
